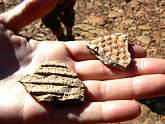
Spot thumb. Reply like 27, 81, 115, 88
0, 0, 57, 32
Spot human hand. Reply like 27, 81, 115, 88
0, 1, 165, 124
0, 0, 58, 32
1, 25, 165, 124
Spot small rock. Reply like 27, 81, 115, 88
126, 8, 134, 18
136, 35, 151, 45
85, 15, 106, 26
108, 9, 124, 18
129, 0, 140, 8
136, 8, 146, 18
74, 24, 109, 39
139, 25, 151, 31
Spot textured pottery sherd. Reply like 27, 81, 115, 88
20, 61, 85, 103
86, 33, 132, 70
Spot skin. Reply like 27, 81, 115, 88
0, 0, 165, 124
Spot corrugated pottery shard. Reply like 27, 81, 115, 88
20, 62, 85, 103
86, 33, 132, 70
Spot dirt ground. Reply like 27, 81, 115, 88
0, 0, 165, 123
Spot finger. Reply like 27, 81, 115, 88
27, 100, 140, 123
74, 58, 165, 80
0, 0, 57, 32
65, 41, 96, 61
129, 43, 147, 58
84, 74, 165, 101
65, 41, 146, 61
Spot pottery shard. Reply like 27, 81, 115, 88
20, 62, 85, 103
86, 33, 132, 70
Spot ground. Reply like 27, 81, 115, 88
0, 0, 165, 123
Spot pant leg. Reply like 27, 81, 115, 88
42, 7, 66, 40
61, 0, 76, 40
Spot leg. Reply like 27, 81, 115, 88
61, 0, 76, 41
42, 8, 65, 41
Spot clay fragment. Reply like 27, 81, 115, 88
86, 33, 132, 70
20, 61, 85, 103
